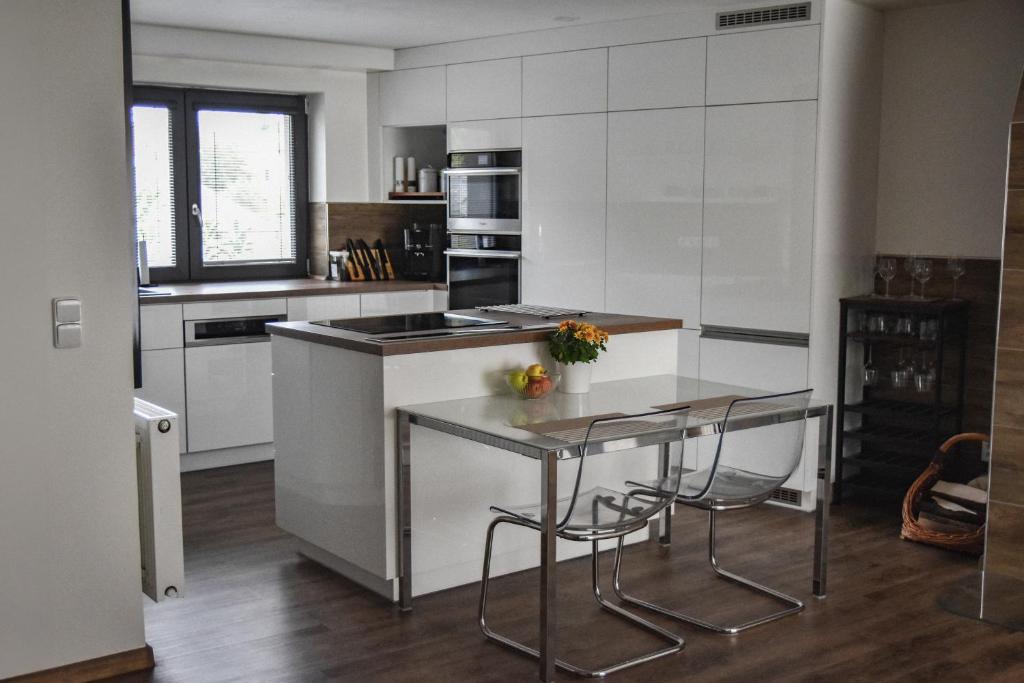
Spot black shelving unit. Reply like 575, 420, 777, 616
835, 295, 969, 503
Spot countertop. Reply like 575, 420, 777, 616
267, 310, 682, 356
139, 278, 447, 305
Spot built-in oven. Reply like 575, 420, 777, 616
445, 234, 520, 310
443, 150, 521, 233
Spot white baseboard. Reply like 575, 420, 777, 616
180, 442, 274, 472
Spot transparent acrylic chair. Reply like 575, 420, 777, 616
479, 408, 691, 678
612, 390, 813, 635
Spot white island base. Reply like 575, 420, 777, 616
272, 326, 680, 601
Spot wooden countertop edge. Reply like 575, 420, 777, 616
269, 318, 682, 356
140, 280, 447, 305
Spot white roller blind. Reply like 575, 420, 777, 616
131, 104, 176, 268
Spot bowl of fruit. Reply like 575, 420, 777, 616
506, 364, 559, 399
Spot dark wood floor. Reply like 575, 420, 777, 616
114, 462, 1024, 682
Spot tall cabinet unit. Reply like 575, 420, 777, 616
521, 113, 608, 312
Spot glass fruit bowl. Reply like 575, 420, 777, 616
506, 372, 560, 399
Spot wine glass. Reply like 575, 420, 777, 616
877, 257, 897, 298
904, 254, 918, 297
912, 259, 933, 299
947, 257, 966, 299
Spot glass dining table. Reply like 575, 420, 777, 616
395, 374, 833, 683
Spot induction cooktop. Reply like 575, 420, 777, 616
310, 312, 508, 336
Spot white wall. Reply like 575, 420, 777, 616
809, 0, 884, 405
0, 1, 145, 678
131, 25, 396, 203
874, 0, 1024, 258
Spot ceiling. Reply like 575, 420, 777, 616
130, 0, 758, 50
131, 0, 967, 50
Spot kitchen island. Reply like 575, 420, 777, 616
269, 310, 682, 600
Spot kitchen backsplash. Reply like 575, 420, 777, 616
308, 202, 444, 278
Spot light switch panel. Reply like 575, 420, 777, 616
54, 298, 81, 324
55, 323, 82, 349
53, 298, 82, 348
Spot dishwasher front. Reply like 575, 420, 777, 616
184, 315, 283, 453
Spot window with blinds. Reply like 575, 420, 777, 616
128, 87, 308, 281
196, 110, 297, 266
131, 104, 177, 268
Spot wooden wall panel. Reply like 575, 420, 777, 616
983, 71, 1024, 604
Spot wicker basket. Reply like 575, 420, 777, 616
900, 432, 988, 555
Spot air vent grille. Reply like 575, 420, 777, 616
769, 487, 802, 507
717, 3, 811, 30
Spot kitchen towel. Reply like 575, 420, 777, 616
394, 156, 406, 192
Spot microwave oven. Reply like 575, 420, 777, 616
443, 150, 521, 233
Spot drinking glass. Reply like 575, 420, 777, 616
904, 255, 918, 296
947, 257, 966, 299
912, 259, 933, 299
877, 257, 897, 298
863, 345, 878, 387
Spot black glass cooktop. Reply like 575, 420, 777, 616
310, 312, 507, 336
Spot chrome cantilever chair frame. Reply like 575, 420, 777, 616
478, 408, 690, 678
611, 389, 813, 635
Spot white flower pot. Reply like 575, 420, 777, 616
556, 361, 593, 394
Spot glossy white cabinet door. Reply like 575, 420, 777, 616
287, 294, 360, 322
706, 25, 820, 105
702, 101, 817, 333
522, 113, 607, 312
185, 342, 273, 453
380, 67, 446, 126
447, 118, 522, 152
607, 108, 703, 327
522, 49, 607, 116
140, 304, 183, 350
360, 290, 438, 317
608, 38, 706, 111
446, 58, 521, 121
136, 348, 187, 453
181, 298, 286, 321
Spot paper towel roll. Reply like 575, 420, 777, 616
405, 157, 417, 191
394, 156, 406, 192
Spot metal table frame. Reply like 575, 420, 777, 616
396, 397, 833, 683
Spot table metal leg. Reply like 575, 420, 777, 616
813, 405, 833, 598
397, 410, 413, 611
655, 443, 672, 546
539, 450, 558, 682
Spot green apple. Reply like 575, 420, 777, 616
508, 369, 529, 392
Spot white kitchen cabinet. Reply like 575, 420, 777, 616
447, 118, 522, 152
136, 348, 187, 453
446, 58, 521, 121
522, 49, 607, 117
706, 25, 820, 105
606, 108, 704, 327
608, 38, 706, 111
287, 294, 360, 322
522, 113, 607, 312
698, 335, 813, 499
140, 304, 182, 350
380, 66, 446, 127
185, 341, 273, 453
677, 329, 700, 378
360, 289, 439, 317
702, 101, 817, 334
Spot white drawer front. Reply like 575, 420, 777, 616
360, 290, 436, 317
287, 295, 360, 322
140, 304, 183, 350
135, 348, 187, 453
182, 298, 287, 321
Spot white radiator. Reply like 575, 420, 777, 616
134, 398, 185, 602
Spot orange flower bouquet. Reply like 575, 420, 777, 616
549, 320, 609, 365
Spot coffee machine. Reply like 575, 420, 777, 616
402, 223, 445, 281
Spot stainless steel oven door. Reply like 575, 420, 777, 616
444, 168, 521, 233
445, 249, 521, 310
